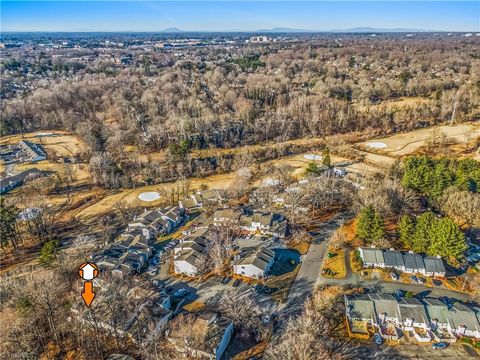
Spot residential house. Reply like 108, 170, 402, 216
358, 247, 385, 268
422, 298, 455, 340
383, 250, 405, 272
344, 294, 376, 324
357, 247, 445, 278
179, 189, 226, 212
369, 293, 401, 325
403, 252, 426, 275
398, 298, 429, 331
448, 303, 480, 339
213, 208, 241, 226
232, 247, 274, 279
423, 256, 446, 277
18, 140, 47, 162
0, 168, 43, 194
173, 229, 211, 277
169, 312, 233, 360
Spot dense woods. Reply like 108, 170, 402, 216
2, 35, 479, 188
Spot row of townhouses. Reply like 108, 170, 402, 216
174, 228, 275, 279
345, 293, 480, 341
358, 246, 446, 277
213, 208, 288, 238
0, 140, 47, 164
93, 206, 185, 276
178, 189, 227, 212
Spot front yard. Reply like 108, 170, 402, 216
322, 246, 347, 279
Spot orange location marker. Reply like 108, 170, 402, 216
78, 262, 99, 307
82, 281, 95, 307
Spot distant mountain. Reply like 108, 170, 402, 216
331, 27, 433, 33
255, 27, 313, 33
160, 27, 185, 33
253, 26, 434, 33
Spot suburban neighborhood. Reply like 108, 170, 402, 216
1, 7, 480, 359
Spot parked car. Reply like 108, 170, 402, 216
417, 276, 426, 284
390, 272, 399, 281
394, 290, 405, 299
173, 288, 188, 298
147, 267, 158, 276
221, 277, 232, 284
432, 342, 447, 350
373, 333, 383, 345
432, 279, 442, 287
232, 279, 242, 287
410, 275, 418, 283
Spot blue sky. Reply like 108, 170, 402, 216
1, 1, 479, 32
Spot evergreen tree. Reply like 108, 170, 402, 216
356, 206, 385, 242
398, 214, 415, 249
322, 147, 331, 168
305, 162, 321, 175
39, 239, 60, 266
411, 212, 435, 253
428, 218, 467, 266
371, 211, 386, 241
0, 199, 19, 251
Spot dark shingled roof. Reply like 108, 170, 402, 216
384, 250, 405, 268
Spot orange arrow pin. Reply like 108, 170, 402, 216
82, 281, 95, 307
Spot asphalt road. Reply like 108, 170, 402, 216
372, 343, 479, 359
285, 211, 353, 313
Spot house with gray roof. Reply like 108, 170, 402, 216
448, 303, 480, 339
369, 293, 401, 325
233, 247, 274, 279
344, 294, 376, 324
383, 250, 405, 272
358, 247, 385, 268
398, 298, 429, 330
403, 252, 426, 275
357, 247, 445, 278
423, 298, 452, 330
423, 256, 446, 277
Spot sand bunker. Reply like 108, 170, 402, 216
304, 154, 322, 161
365, 142, 387, 149
138, 191, 161, 202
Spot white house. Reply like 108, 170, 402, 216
398, 298, 429, 331
357, 247, 445, 278
358, 247, 385, 268
403, 252, 426, 275
368, 293, 401, 325
233, 247, 275, 279
423, 297, 454, 337
423, 256, 446, 277
448, 304, 480, 339
174, 250, 205, 277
